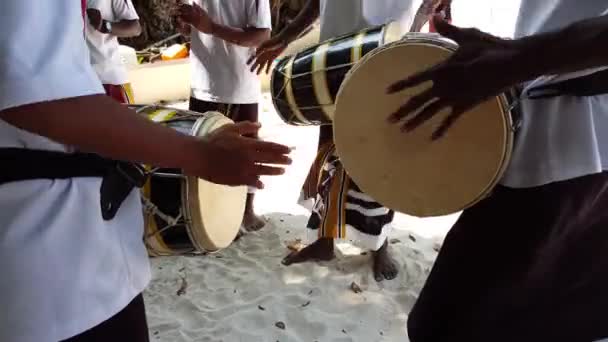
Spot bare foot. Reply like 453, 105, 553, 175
282, 238, 335, 265
373, 240, 399, 281
242, 194, 265, 231
243, 211, 265, 231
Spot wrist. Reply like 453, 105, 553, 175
505, 38, 546, 84
179, 136, 207, 174
277, 29, 297, 45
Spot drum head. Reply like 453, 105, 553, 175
186, 112, 247, 251
334, 36, 513, 217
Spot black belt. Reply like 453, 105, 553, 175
526, 68, 608, 99
0, 148, 148, 221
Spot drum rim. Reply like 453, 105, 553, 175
333, 34, 514, 217
184, 112, 248, 252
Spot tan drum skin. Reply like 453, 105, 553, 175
333, 33, 515, 218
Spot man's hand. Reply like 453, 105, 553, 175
247, 34, 290, 74
387, 16, 524, 140
179, 3, 214, 34
87, 8, 104, 32
186, 121, 292, 189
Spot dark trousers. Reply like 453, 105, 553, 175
62, 294, 149, 342
408, 172, 608, 342
189, 97, 259, 138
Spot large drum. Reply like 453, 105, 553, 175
131, 105, 248, 256
271, 21, 404, 126
333, 33, 519, 217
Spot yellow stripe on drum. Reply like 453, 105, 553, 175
351, 32, 366, 63
311, 43, 335, 120
147, 108, 179, 123
284, 55, 312, 125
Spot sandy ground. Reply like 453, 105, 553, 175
143, 2, 523, 340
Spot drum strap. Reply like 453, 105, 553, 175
0, 148, 148, 221
526, 69, 608, 99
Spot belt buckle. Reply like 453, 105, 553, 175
115, 162, 148, 188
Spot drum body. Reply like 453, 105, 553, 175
271, 21, 404, 126
333, 33, 516, 217
130, 105, 248, 256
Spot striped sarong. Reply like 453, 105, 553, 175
301, 143, 394, 251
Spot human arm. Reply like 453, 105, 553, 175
247, 0, 320, 74
207, 25, 270, 48
178, 2, 270, 47
387, 14, 608, 140
0, 95, 291, 188
275, 0, 320, 44
87, 0, 142, 38
410, 0, 452, 32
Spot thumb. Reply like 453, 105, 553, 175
231, 121, 262, 136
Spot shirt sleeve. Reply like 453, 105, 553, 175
246, 0, 272, 29
112, 0, 140, 21
0, 1, 104, 112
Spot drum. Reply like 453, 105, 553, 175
271, 21, 404, 126
130, 105, 248, 256
333, 33, 518, 218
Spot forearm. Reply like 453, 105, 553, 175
279, 0, 320, 42
410, 0, 435, 32
515, 14, 608, 81
207, 23, 270, 47
107, 19, 142, 38
0, 95, 197, 169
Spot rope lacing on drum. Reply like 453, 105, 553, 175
139, 166, 185, 237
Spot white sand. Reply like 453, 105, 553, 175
144, 3, 523, 340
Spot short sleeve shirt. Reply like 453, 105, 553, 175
190, 0, 272, 104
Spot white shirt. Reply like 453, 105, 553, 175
190, 0, 271, 104
319, 0, 421, 41
0, 1, 150, 341
86, 0, 139, 85
500, 0, 608, 188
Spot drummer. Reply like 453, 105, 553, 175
85, 0, 141, 103
249, 0, 450, 282
387, 4, 608, 341
177, 0, 272, 232
0, 1, 291, 341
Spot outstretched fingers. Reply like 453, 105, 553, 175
431, 105, 467, 140
388, 88, 435, 123
402, 99, 448, 132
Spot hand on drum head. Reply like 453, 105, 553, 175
387, 16, 525, 140
247, 35, 289, 75
186, 121, 292, 189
